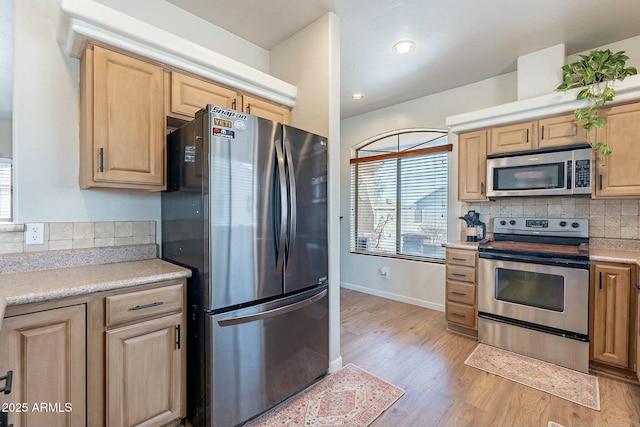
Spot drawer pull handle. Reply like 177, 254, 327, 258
451, 257, 466, 261
132, 301, 164, 311
0, 370, 13, 395
451, 291, 467, 296
451, 313, 466, 318
451, 273, 466, 277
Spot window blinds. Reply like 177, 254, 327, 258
350, 144, 451, 260
0, 159, 11, 222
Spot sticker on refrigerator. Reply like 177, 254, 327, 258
213, 127, 235, 139
214, 118, 232, 128
184, 146, 196, 163
234, 120, 247, 131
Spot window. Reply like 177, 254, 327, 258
350, 129, 450, 260
0, 158, 11, 222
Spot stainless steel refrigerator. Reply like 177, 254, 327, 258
161, 105, 329, 427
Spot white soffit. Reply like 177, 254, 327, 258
446, 74, 640, 133
56, 0, 297, 108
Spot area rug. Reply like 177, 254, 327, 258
464, 344, 600, 411
244, 364, 405, 427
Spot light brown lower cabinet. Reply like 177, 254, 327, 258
0, 304, 86, 427
637, 291, 640, 382
590, 262, 636, 371
0, 279, 186, 427
107, 313, 183, 427
445, 248, 478, 336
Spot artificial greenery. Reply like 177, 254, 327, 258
556, 49, 637, 155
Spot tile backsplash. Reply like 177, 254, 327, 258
0, 221, 156, 255
463, 197, 640, 240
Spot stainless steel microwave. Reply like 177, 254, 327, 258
486, 145, 592, 197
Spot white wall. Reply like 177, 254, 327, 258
94, 0, 270, 73
340, 72, 517, 310
13, 0, 160, 223
270, 13, 343, 372
11, 0, 286, 224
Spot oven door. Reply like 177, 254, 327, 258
478, 254, 589, 335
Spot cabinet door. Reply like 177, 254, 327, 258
90, 46, 165, 189
489, 121, 536, 154
458, 130, 488, 201
106, 313, 183, 427
0, 305, 86, 427
594, 102, 640, 198
170, 72, 238, 119
591, 263, 631, 368
637, 291, 640, 382
242, 95, 291, 124
538, 113, 587, 149
637, 291, 640, 381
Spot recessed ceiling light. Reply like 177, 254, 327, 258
393, 40, 415, 55
352, 93, 365, 100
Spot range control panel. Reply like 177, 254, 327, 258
493, 217, 589, 238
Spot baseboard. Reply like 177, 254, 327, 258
328, 355, 343, 374
340, 282, 445, 312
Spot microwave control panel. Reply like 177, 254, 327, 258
574, 159, 591, 188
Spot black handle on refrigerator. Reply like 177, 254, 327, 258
283, 137, 297, 275
274, 140, 288, 274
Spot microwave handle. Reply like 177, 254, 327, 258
567, 160, 572, 190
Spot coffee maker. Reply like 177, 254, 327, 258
459, 210, 485, 242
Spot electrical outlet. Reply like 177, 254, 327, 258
25, 223, 44, 245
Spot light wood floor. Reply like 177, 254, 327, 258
340, 288, 640, 427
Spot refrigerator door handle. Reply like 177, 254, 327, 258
274, 139, 288, 274
283, 137, 297, 275
217, 289, 327, 327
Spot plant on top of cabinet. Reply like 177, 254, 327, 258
556, 49, 637, 156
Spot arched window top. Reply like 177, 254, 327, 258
355, 128, 448, 159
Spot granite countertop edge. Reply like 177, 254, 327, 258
442, 240, 479, 250
0, 259, 192, 308
588, 248, 640, 266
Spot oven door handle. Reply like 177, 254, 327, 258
478, 251, 590, 269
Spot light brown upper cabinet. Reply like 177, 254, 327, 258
81, 45, 166, 191
167, 73, 291, 124
488, 113, 587, 155
458, 130, 488, 201
80, 44, 293, 191
242, 94, 291, 124
168, 71, 239, 121
594, 102, 640, 198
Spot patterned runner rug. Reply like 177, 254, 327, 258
244, 364, 405, 427
464, 344, 600, 410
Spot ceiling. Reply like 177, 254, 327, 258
168, 0, 640, 119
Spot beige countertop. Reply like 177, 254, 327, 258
442, 240, 479, 250
589, 248, 640, 266
0, 259, 192, 308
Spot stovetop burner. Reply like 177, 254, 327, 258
479, 217, 590, 263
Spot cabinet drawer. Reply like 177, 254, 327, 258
446, 281, 476, 305
106, 283, 183, 326
446, 265, 475, 283
446, 301, 476, 328
446, 249, 477, 267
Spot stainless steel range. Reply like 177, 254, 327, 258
478, 217, 590, 373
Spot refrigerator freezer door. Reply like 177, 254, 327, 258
282, 126, 328, 294
208, 113, 284, 310
207, 285, 329, 427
